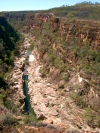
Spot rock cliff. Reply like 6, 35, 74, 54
25, 13, 100, 129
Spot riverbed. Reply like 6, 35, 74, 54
10, 34, 36, 117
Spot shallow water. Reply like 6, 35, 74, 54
23, 42, 37, 119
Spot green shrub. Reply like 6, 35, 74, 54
83, 108, 100, 128
70, 92, 87, 108
23, 115, 34, 124
39, 67, 47, 78
0, 114, 18, 126
4, 100, 17, 113
0, 89, 6, 105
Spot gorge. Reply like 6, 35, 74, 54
0, 3, 100, 132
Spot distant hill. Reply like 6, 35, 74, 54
49, 2, 100, 20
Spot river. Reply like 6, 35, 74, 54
22, 41, 37, 120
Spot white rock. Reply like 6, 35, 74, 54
29, 55, 35, 62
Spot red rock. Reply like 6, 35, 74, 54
43, 119, 53, 124
25, 126, 39, 132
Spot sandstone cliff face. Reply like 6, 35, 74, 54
29, 14, 100, 49
5, 13, 100, 49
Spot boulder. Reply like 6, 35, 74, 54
43, 119, 53, 124
58, 80, 65, 88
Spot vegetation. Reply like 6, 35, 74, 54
0, 16, 22, 90
83, 108, 100, 128
70, 92, 88, 108
50, 2, 100, 21
0, 113, 18, 126
23, 114, 37, 124
0, 16, 24, 128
